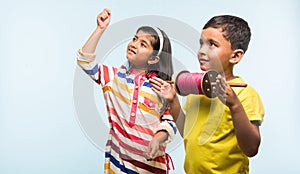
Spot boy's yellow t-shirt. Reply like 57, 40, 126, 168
183, 77, 264, 174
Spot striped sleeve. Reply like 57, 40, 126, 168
156, 108, 177, 143
76, 49, 118, 85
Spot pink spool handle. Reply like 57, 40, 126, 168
175, 70, 219, 98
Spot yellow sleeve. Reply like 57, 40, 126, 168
238, 86, 265, 125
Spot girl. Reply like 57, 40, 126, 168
77, 8, 177, 173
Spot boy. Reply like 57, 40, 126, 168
150, 15, 265, 173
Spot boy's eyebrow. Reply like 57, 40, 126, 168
208, 38, 220, 45
208, 38, 216, 43
199, 37, 219, 45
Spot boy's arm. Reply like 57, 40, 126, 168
229, 101, 261, 157
215, 75, 261, 157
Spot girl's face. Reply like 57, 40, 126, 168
126, 30, 155, 71
197, 27, 234, 73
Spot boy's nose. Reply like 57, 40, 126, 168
198, 44, 208, 53
197, 48, 206, 58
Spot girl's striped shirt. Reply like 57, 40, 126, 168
77, 50, 177, 174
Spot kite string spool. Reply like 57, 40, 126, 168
175, 70, 248, 97
175, 71, 205, 96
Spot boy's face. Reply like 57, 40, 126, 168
197, 27, 234, 72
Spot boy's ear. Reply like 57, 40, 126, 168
148, 56, 160, 65
229, 49, 244, 64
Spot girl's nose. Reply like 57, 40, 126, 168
129, 40, 137, 49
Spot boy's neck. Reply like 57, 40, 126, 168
223, 71, 236, 81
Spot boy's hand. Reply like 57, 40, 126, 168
149, 77, 176, 103
97, 8, 111, 29
214, 75, 239, 107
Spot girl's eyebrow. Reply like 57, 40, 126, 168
141, 39, 151, 46
134, 35, 151, 47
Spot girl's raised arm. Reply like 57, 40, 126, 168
81, 8, 111, 54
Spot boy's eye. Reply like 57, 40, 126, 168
199, 40, 203, 45
132, 37, 137, 41
209, 42, 216, 47
141, 43, 146, 47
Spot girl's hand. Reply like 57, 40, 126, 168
149, 77, 176, 103
97, 8, 111, 29
144, 131, 168, 160
144, 137, 160, 160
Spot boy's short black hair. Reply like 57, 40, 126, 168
203, 15, 251, 52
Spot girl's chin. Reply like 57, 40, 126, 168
126, 54, 134, 61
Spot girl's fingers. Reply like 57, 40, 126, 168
152, 77, 164, 84
149, 81, 161, 91
151, 87, 160, 93
149, 77, 164, 89
98, 8, 111, 23
104, 8, 111, 15
143, 152, 152, 161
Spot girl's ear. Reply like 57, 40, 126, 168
229, 49, 244, 64
148, 56, 160, 65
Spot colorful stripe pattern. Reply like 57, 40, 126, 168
77, 53, 177, 173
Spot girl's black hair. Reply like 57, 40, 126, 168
136, 26, 173, 81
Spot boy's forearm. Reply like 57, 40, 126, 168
230, 102, 261, 157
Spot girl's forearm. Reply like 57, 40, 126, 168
82, 27, 105, 54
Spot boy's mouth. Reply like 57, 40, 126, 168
199, 58, 209, 63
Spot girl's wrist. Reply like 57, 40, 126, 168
155, 130, 169, 143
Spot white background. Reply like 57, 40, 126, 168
1, 0, 299, 173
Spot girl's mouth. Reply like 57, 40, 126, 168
128, 48, 136, 54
